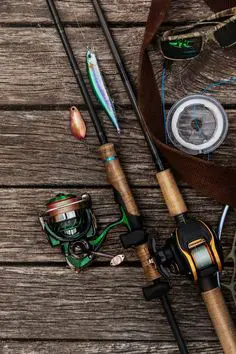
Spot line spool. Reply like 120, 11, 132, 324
167, 95, 228, 155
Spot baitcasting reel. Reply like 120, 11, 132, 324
148, 217, 223, 292
39, 193, 127, 271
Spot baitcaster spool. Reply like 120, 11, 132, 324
167, 95, 228, 155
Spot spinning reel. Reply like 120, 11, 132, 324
147, 216, 223, 295
39, 193, 127, 271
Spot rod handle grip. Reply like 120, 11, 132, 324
202, 287, 236, 354
99, 143, 140, 216
156, 169, 188, 217
99, 143, 160, 282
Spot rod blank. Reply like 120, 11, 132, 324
46, 0, 107, 145
91, 0, 164, 171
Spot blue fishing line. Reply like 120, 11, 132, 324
161, 61, 168, 143
161, 64, 235, 158
201, 77, 236, 94
200, 77, 236, 160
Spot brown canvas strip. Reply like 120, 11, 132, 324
137, 0, 236, 207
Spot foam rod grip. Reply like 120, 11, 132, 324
202, 287, 236, 354
156, 169, 188, 217
99, 143, 140, 216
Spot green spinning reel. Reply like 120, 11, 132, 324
39, 193, 129, 271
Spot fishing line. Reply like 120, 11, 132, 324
162, 67, 235, 288
43, 2, 191, 352
161, 61, 168, 144
217, 204, 230, 286
162, 63, 235, 156
65, 3, 121, 135
31, 4, 120, 266
218, 204, 230, 240
22, 1, 94, 168
201, 77, 236, 94
62, 3, 104, 153
91, 4, 236, 352
69, 3, 90, 50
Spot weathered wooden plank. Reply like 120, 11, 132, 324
0, 28, 235, 105
0, 0, 234, 351
0, 188, 234, 262
0, 110, 234, 186
0, 340, 224, 354
0, 266, 234, 342
151, 43, 236, 107
0, 109, 151, 186
1, 0, 214, 24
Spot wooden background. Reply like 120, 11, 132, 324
0, 0, 235, 353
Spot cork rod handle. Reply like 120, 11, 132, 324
156, 169, 188, 217
99, 143, 160, 282
202, 287, 236, 354
99, 143, 140, 216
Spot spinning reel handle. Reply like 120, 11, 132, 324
202, 287, 236, 354
99, 143, 160, 282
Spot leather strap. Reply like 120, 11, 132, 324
205, 0, 236, 12
137, 0, 236, 207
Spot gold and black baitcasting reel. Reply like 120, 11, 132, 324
150, 216, 223, 292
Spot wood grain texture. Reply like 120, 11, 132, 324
0, 28, 234, 105
0, 266, 234, 343
0, 110, 234, 186
0, 0, 215, 24
0, 188, 234, 262
0, 341, 226, 354
0, 0, 235, 351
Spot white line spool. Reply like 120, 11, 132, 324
167, 95, 228, 155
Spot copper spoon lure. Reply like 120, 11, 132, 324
70, 106, 87, 140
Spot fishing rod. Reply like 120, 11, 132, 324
90, 0, 236, 353
45, 0, 188, 352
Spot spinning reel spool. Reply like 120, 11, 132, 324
39, 193, 125, 270
149, 217, 223, 291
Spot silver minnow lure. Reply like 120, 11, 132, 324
86, 49, 120, 133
